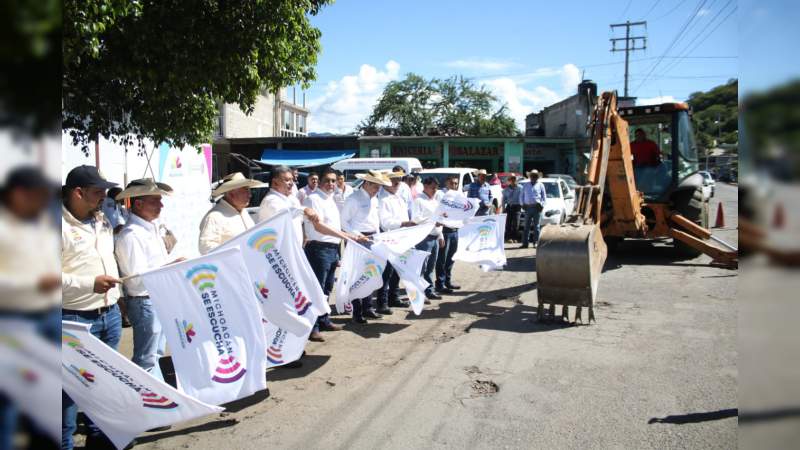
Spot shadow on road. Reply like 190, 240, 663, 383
739, 407, 800, 424
406, 282, 537, 322
136, 418, 239, 444
221, 389, 271, 413
266, 354, 331, 382
648, 408, 738, 424
465, 303, 575, 334
344, 322, 410, 339
603, 239, 711, 272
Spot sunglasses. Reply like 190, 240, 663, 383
322, 178, 336, 183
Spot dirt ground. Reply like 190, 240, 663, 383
107, 183, 738, 450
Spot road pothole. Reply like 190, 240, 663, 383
469, 379, 499, 397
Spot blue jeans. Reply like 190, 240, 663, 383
522, 204, 543, 246
0, 307, 60, 450
435, 230, 458, 289
376, 262, 400, 306
125, 296, 165, 381
415, 235, 440, 295
305, 242, 340, 330
62, 304, 122, 450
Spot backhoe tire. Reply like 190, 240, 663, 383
672, 187, 709, 257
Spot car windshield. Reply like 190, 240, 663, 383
543, 182, 560, 199
420, 172, 461, 188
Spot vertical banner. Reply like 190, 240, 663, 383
262, 316, 316, 369
215, 210, 326, 337
61, 321, 223, 449
140, 247, 267, 406
453, 214, 508, 271
434, 191, 480, 228
334, 242, 387, 314
371, 223, 434, 254
373, 248, 430, 315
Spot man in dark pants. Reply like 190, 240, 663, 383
376, 170, 415, 313
435, 176, 461, 294
61, 165, 123, 450
412, 177, 444, 299
502, 175, 522, 242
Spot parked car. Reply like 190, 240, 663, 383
698, 170, 715, 199
418, 168, 503, 212
547, 173, 579, 191
517, 177, 576, 228
331, 157, 423, 182
495, 172, 522, 189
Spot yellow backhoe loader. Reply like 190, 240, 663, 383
536, 91, 738, 323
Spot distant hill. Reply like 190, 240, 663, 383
687, 79, 738, 151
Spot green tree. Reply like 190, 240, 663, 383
359, 73, 520, 136
63, 0, 331, 151
687, 79, 738, 150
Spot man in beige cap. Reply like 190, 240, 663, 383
198, 172, 266, 255
341, 170, 392, 323
114, 178, 176, 389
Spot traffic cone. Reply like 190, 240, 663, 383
713, 202, 725, 228
773, 202, 786, 229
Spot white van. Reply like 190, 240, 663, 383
418, 167, 504, 212
331, 157, 423, 182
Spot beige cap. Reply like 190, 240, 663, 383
355, 170, 392, 187
211, 172, 268, 197
115, 178, 173, 200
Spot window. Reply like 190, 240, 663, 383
283, 109, 293, 131
297, 114, 306, 133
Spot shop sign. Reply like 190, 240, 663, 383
450, 143, 502, 157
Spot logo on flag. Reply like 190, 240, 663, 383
248, 229, 278, 253
350, 259, 383, 291
440, 197, 474, 211
266, 329, 288, 365
185, 264, 247, 385
174, 319, 196, 348
254, 282, 269, 301
294, 292, 310, 315
140, 391, 179, 409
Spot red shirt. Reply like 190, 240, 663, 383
631, 140, 661, 166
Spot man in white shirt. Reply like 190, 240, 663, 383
258, 166, 320, 245
520, 169, 547, 248
412, 177, 445, 300
341, 170, 391, 323
198, 172, 266, 255
392, 165, 413, 212
101, 187, 128, 233
297, 171, 318, 204
375, 170, 415, 314
290, 168, 300, 198
333, 170, 353, 212
435, 175, 462, 294
303, 169, 367, 340
114, 179, 177, 386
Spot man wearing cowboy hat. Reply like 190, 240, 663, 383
341, 170, 392, 323
375, 169, 415, 314
467, 169, 493, 216
520, 169, 547, 248
198, 172, 267, 255
412, 176, 445, 300
114, 178, 177, 389
61, 165, 122, 449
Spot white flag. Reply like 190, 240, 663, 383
371, 222, 434, 254
334, 241, 387, 314
61, 321, 223, 449
140, 247, 268, 406
262, 315, 315, 368
453, 214, 507, 270
215, 210, 326, 337
0, 323, 61, 444
434, 191, 480, 228
374, 248, 431, 316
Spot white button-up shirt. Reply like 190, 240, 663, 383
198, 199, 254, 255
296, 185, 316, 204
258, 190, 304, 246
333, 183, 354, 212
341, 188, 380, 235
378, 189, 408, 231
303, 189, 341, 244
115, 213, 169, 297
412, 190, 443, 237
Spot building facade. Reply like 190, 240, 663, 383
215, 85, 309, 139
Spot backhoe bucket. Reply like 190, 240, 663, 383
536, 223, 608, 322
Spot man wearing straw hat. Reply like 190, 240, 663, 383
114, 178, 177, 389
375, 169, 415, 314
341, 170, 392, 323
198, 172, 267, 255
520, 169, 546, 248
467, 169, 493, 216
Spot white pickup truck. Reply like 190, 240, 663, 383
418, 168, 504, 212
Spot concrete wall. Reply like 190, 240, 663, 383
220, 93, 278, 138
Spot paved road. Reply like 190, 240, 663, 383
128, 184, 738, 450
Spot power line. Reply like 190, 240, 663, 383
642, 0, 662, 19
618, 0, 634, 20
609, 21, 647, 97
651, 0, 688, 21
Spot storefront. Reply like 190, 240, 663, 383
358, 136, 578, 176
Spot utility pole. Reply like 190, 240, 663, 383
610, 21, 647, 98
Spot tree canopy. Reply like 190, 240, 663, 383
63, 0, 331, 150
687, 79, 738, 150
358, 74, 520, 137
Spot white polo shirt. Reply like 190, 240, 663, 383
115, 213, 169, 297
412, 190, 444, 237
378, 189, 408, 231
303, 189, 341, 245
257, 190, 304, 246
341, 188, 380, 235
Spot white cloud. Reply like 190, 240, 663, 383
637, 95, 678, 105
443, 58, 519, 72
697, 7, 711, 16
560, 63, 581, 96
307, 60, 401, 134
481, 78, 561, 131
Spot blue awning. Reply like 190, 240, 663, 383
258, 149, 356, 168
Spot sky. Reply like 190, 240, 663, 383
303, 0, 740, 134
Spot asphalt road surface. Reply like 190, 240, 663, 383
123, 183, 739, 450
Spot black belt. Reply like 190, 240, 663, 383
63, 304, 116, 317
443, 227, 458, 233
307, 241, 340, 249
360, 231, 376, 236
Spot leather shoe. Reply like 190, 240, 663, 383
309, 331, 325, 342
364, 309, 383, 319
427, 292, 443, 300
319, 322, 343, 331
436, 287, 454, 294
376, 305, 392, 315
520, 244, 529, 249
445, 283, 461, 290
424, 298, 431, 305
352, 316, 367, 324
389, 299, 410, 308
